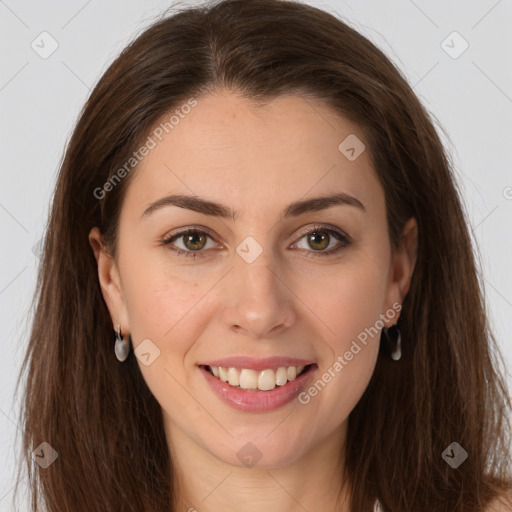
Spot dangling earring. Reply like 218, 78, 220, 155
390, 325, 401, 361
114, 324, 130, 362
383, 324, 402, 361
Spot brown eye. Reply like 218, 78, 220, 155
182, 231, 207, 251
306, 230, 330, 251
163, 224, 351, 260
163, 229, 217, 258
293, 224, 352, 257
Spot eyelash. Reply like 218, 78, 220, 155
162, 224, 352, 260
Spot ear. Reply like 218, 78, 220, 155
383, 217, 418, 324
88, 227, 130, 333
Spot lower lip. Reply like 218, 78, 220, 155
199, 365, 317, 413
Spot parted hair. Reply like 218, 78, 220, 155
14, 0, 512, 510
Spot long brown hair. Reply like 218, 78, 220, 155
14, 0, 512, 510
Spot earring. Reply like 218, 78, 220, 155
383, 324, 402, 361
114, 324, 130, 362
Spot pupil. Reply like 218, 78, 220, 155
185, 232, 206, 251
309, 231, 328, 250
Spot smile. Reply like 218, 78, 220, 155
204, 364, 310, 391
198, 361, 318, 412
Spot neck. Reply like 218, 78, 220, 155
165, 417, 352, 512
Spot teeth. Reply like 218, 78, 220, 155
258, 369, 276, 391
239, 369, 258, 390
228, 367, 240, 386
207, 364, 309, 391
275, 367, 288, 386
219, 367, 229, 383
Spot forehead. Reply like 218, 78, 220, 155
124, 91, 384, 220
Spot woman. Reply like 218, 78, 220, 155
14, 0, 512, 510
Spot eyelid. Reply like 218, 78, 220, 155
292, 223, 351, 243
289, 223, 352, 256
162, 225, 221, 256
162, 223, 352, 258
163, 225, 218, 243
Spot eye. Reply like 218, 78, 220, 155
162, 224, 352, 259
162, 228, 218, 259
291, 224, 352, 257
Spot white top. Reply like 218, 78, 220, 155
373, 499, 383, 512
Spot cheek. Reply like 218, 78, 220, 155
120, 261, 211, 409
293, 251, 388, 421
298, 251, 390, 350
119, 247, 211, 358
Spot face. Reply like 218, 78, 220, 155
90, 91, 417, 470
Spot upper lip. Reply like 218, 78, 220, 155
198, 356, 316, 372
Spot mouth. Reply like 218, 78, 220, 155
200, 363, 315, 391
198, 361, 318, 412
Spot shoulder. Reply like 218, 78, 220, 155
485, 491, 512, 512
375, 493, 512, 511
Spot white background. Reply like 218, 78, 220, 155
1, 0, 511, 509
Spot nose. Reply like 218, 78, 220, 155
220, 248, 296, 340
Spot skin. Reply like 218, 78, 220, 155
89, 90, 418, 511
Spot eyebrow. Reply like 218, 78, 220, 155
140, 192, 366, 221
